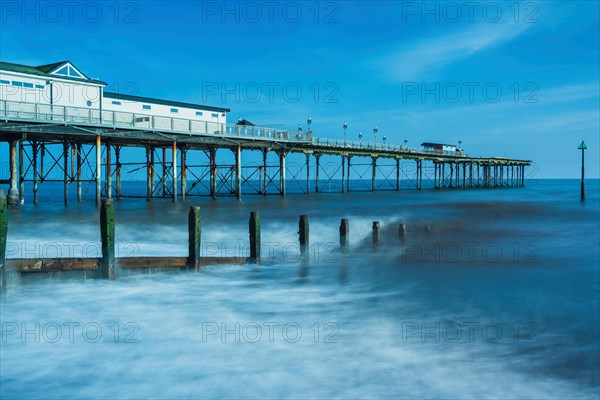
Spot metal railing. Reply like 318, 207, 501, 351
0, 99, 313, 143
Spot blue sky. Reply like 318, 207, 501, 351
1, 0, 599, 178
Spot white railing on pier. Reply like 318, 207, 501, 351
0, 100, 313, 143
310, 137, 469, 157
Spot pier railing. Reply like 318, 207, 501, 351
0, 99, 313, 143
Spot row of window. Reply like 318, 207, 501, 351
111, 101, 219, 117
0, 80, 45, 89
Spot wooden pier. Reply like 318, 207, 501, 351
0, 99, 530, 207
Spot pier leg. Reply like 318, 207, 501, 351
161, 147, 167, 197
339, 219, 349, 250
76, 143, 82, 203
180, 147, 187, 201
33, 142, 39, 205
305, 153, 310, 195
299, 215, 309, 255
341, 155, 345, 193
279, 150, 286, 197
249, 211, 260, 262
95, 136, 101, 206
261, 149, 267, 195
235, 146, 242, 200
521, 165, 525, 186
396, 158, 400, 191
372, 157, 377, 191
188, 206, 201, 269
7, 141, 19, 207
63, 141, 69, 206
172, 141, 177, 202
469, 163, 473, 188
399, 223, 406, 242
146, 146, 152, 201
463, 163, 467, 188
347, 156, 351, 191
315, 155, 320, 193
210, 148, 217, 199
372, 221, 380, 247
1, 190, 7, 268
115, 146, 121, 199
106, 142, 112, 199
449, 163, 453, 188
442, 163, 446, 188
100, 199, 115, 279
419, 160, 423, 189
18, 142, 24, 204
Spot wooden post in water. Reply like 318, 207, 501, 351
372, 221, 380, 246
100, 199, 115, 279
339, 219, 349, 250
299, 215, 309, 256
399, 223, 406, 242
188, 206, 201, 269
249, 211, 261, 262
0, 190, 7, 268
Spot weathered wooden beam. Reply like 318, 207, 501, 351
372, 221, 380, 246
100, 199, 115, 279
6, 258, 100, 272
116, 257, 247, 269
188, 206, 201, 269
299, 215, 309, 255
249, 211, 260, 262
339, 219, 349, 250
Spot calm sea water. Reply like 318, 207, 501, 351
1, 179, 599, 399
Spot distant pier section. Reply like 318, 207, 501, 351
0, 60, 530, 206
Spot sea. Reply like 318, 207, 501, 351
1, 179, 599, 399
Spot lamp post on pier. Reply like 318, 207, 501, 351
373, 126, 378, 148
359, 132, 363, 148
343, 121, 348, 146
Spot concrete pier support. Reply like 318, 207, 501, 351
7, 141, 19, 207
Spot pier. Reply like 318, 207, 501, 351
0, 99, 530, 207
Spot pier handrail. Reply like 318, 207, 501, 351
311, 137, 470, 157
0, 99, 313, 143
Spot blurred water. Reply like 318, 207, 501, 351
1, 179, 599, 399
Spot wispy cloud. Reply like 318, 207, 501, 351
378, 22, 532, 81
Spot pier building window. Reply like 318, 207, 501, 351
0, 80, 9, 85
23, 82, 33, 88
87, 101, 92, 106
211, 113, 218, 118
196, 111, 203, 116
171, 108, 178, 113
112, 101, 121, 105
143, 105, 151, 110
11, 81, 23, 87
35, 84, 44, 89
